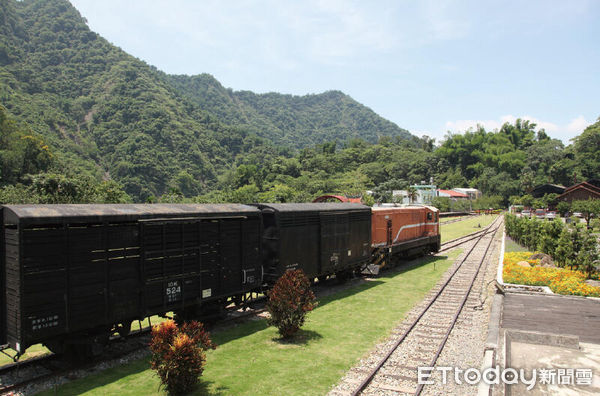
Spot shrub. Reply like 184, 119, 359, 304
150, 320, 216, 394
503, 252, 600, 297
267, 269, 317, 338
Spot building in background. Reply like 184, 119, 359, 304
437, 189, 469, 199
531, 184, 566, 198
557, 181, 600, 203
452, 188, 481, 200
411, 184, 437, 204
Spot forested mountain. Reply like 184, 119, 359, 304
0, 0, 597, 206
186, 118, 600, 207
0, 0, 411, 200
167, 74, 411, 148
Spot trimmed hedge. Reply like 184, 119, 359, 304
504, 214, 599, 277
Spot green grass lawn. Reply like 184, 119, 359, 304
503, 236, 528, 252
440, 214, 498, 243
38, 250, 461, 396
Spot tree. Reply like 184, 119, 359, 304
521, 194, 534, 209
556, 201, 570, 216
571, 199, 600, 228
572, 119, 600, 179
406, 186, 418, 204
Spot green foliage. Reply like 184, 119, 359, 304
0, 105, 54, 184
0, 172, 131, 204
537, 219, 564, 257
267, 269, 317, 338
0, 0, 597, 205
571, 199, 600, 227
572, 119, 600, 179
472, 195, 503, 210
557, 201, 570, 216
149, 320, 216, 395
505, 213, 599, 278
166, 75, 412, 149
520, 194, 534, 208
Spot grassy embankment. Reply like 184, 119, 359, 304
440, 214, 499, 243
38, 249, 461, 396
503, 236, 528, 253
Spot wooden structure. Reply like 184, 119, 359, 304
1, 204, 263, 355
531, 183, 565, 198
557, 181, 600, 203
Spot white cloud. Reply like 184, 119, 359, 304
566, 115, 590, 133
443, 115, 591, 144
72, 0, 471, 71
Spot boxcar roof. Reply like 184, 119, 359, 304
2, 204, 259, 225
372, 204, 439, 212
256, 203, 370, 212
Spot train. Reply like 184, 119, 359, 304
0, 202, 439, 359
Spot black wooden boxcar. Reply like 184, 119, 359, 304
0, 204, 262, 355
254, 203, 371, 285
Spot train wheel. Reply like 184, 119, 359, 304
116, 320, 132, 338
336, 270, 352, 283
44, 340, 65, 355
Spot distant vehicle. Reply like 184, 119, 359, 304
573, 212, 583, 218
521, 210, 531, 217
545, 211, 556, 220
535, 209, 546, 219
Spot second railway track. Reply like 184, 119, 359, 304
336, 217, 503, 396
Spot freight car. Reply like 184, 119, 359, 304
0, 204, 263, 358
254, 203, 372, 284
0, 202, 438, 359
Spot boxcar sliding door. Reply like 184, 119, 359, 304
319, 212, 350, 274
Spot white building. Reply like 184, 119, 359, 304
452, 188, 481, 200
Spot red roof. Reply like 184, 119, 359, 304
437, 189, 469, 198
563, 181, 600, 194
312, 195, 362, 203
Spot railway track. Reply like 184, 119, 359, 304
345, 218, 503, 396
438, 215, 501, 252
0, 299, 272, 395
1, 220, 503, 395
439, 214, 476, 225
0, 276, 362, 395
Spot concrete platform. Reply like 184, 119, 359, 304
499, 293, 600, 395
502, 293, 600, 344
507, 340, 600, 395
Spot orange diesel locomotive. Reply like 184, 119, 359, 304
370, 205, 440, 270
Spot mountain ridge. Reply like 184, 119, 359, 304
0, 0, 413, 199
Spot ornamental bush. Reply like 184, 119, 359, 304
503, 252, 600, 297
504, 213, 599, 278
267, 269, 317, 338
150, 320, 216, 395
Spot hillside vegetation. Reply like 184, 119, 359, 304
0, 0, 412, 201
0, 0, 598, 205
167, 74, 411, 149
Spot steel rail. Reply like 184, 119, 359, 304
438, 215, 502, 252
350, 220, 502, 396
414, 222, 498, 395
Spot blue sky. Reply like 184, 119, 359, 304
70, 0, 599, 144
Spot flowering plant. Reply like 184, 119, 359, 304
503, 252, 600, 297
149, 320, 216, 394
